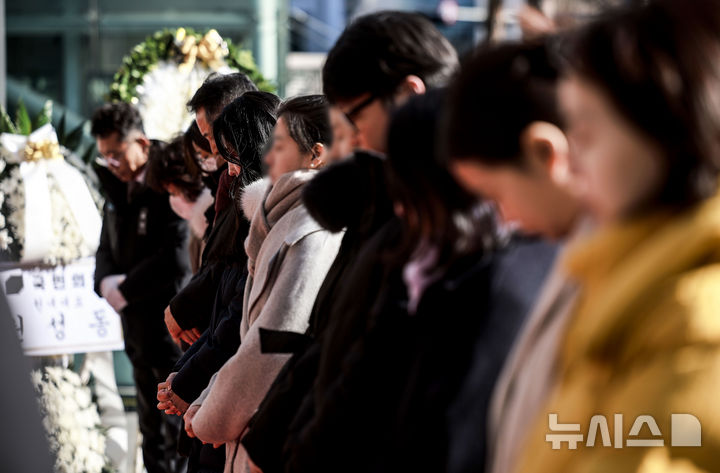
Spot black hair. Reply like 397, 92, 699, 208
277, 95, 333, 155
443, 39, 561, 168
146, 136, 204, 201
187, 72, 258, 121
322, 11, 459, 104
561, 0, 720, 209
90, 102, 145, 140
213, 91, 281, 188
183, 121, 212, 178
386, 89, 501, 273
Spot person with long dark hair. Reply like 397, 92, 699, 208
163, 72, 257, 345
515, 1, 720, 471
187, 95, 343, 473
157, 91, 281, 473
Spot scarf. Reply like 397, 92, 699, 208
243, 170, 318, 277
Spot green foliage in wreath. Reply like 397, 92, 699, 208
109, 28, 275, 103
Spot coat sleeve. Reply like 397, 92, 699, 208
172, 329, 209, 373
169, 261, 224, 331
94, 203, 119, 296
191, 231, 342, 444
171, 286, 245, 404
118, 209, 190, 305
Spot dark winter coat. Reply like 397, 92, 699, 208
93, 162, 190, 366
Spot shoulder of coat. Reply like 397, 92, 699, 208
278, 205, 335, 247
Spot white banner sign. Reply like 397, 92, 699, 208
0, 257, 124, 356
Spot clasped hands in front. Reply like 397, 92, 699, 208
157, 372, 222, 448
164, 306, 203, 347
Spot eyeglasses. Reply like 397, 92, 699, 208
343, 94, 378, 127
98, 151, 124, 167
98, 141, 130, 167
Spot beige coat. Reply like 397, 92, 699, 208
486, 223, 587, 473
191, 172, 343, 473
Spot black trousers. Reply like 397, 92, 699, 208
121, 308, 185, 473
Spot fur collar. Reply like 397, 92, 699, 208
241, 178, 271, 221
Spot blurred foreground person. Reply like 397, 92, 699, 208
442, 39, 589, 473
516, 1, 720, 471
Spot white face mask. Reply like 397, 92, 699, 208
199, 156, 218, 173
169, 194, 194, 220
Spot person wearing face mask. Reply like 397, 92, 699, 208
147, 137, 214, 274
514, 1, 720, 472
184, 120, 224, 176
186, 95, 344, 473
441, 39, 591, 473
182, 121, 226, 237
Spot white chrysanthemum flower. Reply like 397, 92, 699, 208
43, 173, 90, 264
32, 367, 110, 473
136, 60, 233, 141
1, 166, 24, 250
75, 388, 92, 409
31, 370, 43, 387
0, 229, 14, 250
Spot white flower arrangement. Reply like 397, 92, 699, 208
0, 165, 23, 252
110, 28, 274, 141
0, 154, 100, 264
47, 171, 93, 265
137, 61, 232, 142
31, 366, 112, 473
0, 121, 103, 265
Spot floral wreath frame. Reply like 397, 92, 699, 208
109, 27, 275, 104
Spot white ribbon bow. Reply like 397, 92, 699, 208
0, 124, 102, 262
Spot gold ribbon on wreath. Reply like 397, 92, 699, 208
24, 139, 63, 162
176, 28, 229, 72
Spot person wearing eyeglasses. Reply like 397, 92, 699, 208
324, 11, 458, 154
91, 102, 191, 473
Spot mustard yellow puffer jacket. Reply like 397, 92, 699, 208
514, 193, 720, 473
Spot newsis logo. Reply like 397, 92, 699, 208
545, 413, 702, 449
